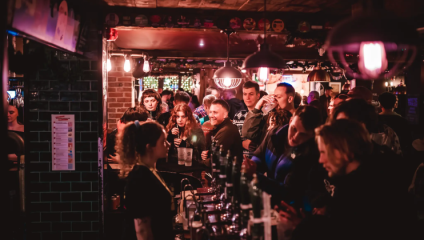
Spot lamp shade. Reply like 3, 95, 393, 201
325, 13, 418, 80
242, 43, 285, 69
307, 66, 331, 82
213, 62, 243, 79
213, 62, 243, 89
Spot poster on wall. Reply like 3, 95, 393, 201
51, 114, 75, 171
12, 0, 81, 52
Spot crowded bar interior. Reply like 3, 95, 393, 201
2, 0, 424, 239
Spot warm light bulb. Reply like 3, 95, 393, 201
358, 41, 388, 79
241, 69, 247, 73
223, 78, 232, 87
259, 67, 269, 82
390, 81, 393, 86
199, 40, 204, 47
385, 82, 388, 87
301, 89, 304, 95
107, 59, 111, 72
143, 59, 150, 72
124, 59, 131, 72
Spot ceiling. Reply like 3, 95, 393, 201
103, 0, 355, 14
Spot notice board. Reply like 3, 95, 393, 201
51, 114, 75, 171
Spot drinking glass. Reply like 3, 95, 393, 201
185, 148, 193, 167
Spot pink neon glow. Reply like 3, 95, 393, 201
358, 41, 387, 79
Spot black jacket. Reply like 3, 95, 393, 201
226, 98, 245, 120
294, 149, 415, 240
212, 118, 243, 161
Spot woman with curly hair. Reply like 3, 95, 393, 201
266, 109, 291, 131
117, 121, 173, 240
166, 104, 206, 162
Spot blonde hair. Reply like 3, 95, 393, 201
315, 119, 373, 163
203, 94, 217, 108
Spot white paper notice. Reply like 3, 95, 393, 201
51, 114, 75, 171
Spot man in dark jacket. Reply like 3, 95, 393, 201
242, 82, 296, 149
284, 120, 415, 240
319, 86, 332, 110
223, 89, 245, 120
233, 81, 261, 157
201, 99, 243, 163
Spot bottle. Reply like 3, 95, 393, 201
211, 142, 221, 180
240, 163, 251, 229
225, 152, 233, 200
231, 157, 241, 207
218, 146, 227, 195
250, 174, 263, 240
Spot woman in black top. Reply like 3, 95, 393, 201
166, 104, 205, 162
118, 121, 173, 240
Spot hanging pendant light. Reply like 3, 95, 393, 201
143, 55, 150, 73
214, 29, 243, 89
242, 0, 285, 70
307, 63, 331, 82
325, 2, 418, 80
124, 55, 131, 72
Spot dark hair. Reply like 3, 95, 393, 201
335, 94, 349, 101
178, 88, 184, 92
378, 92, 397, 109
223, 89, 236, 96
347, 86, 373, 102
161, 90, 173, 96
243, 81, 259, 93
331, 99, 378, 133
191, 95, 200, 109
259, 90, 268, 99
267, 109, 291, 129
211, 99, 230, 113
206, 87, 219, 95
174, 91, 190, 104
117, 121, 164, 178
316, 119, 373, 163
293, 106, 322, 131
294, 92, 301, 108
276, 82, 295, 96
141, 89, 162, 118
120, 107, 149, 124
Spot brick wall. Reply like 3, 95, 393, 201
107, 57, 134, 131
28, 56, 100, 240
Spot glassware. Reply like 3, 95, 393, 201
262, 101, 277, 114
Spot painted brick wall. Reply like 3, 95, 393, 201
107, 57, 134, 131
28, 57, 100, 240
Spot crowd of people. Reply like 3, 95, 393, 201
109, 82, 424, 240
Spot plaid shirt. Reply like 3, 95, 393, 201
194, 105, 207, 118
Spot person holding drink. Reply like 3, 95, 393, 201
166, 104, 206, 166
242, 82, 296, 149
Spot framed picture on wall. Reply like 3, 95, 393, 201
329, 82, 341, 93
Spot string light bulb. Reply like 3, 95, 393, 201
107, 58, 111, 72
124, 56, 131, 72
385, 82, 388, 87
143, 56, 150, 73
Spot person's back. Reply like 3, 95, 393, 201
223, 89, 245, 120
310, 120, 415, 240
378, 92, 412, 154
